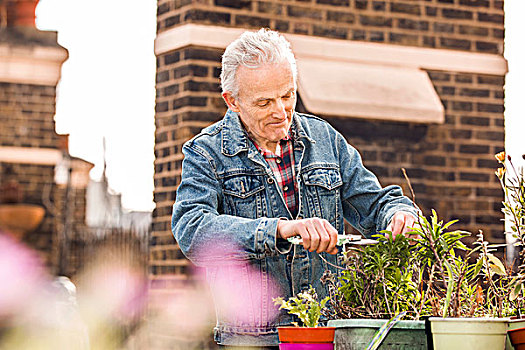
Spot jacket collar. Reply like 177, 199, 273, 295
221, 109, 249, 157
292, 113, 315, 144
221, 109, 314, 157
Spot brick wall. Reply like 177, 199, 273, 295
0, 82, 59, 148
0, 81, 59, 267
153, 0, 505, 289
0, 80, 90, 273
153, 46, 224, 288
157, 0, 503, 54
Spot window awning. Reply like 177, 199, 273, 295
296, 57, 445, 123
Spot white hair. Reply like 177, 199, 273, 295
220, 28, 297, 98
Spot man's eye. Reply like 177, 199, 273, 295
258, 101, 270, 107
283, 95, 291, 99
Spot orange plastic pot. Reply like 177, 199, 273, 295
278, 327, 335, 343
508, 326, 525, 350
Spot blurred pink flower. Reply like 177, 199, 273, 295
194, 239, 281, 326
0, 233, 47, 319
81, 263, 148, 321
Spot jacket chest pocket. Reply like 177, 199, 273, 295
222, 175, 266, 218
301, 166, 342, 228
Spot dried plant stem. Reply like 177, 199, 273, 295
417, 265, 435, 318
401, 168, 416, 205
452, 259, 469, 317
319, 253, 345, 270
503, 160, 524, 239
479, 230, 504, 317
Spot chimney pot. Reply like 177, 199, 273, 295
6, 0, 40, 27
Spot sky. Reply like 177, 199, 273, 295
503, 1, 525, 170
35, 1, 524, 212
36, 0, 157, 212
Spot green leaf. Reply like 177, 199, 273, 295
510, 281, 523, 302
486, 253, 507, 276
441, 219, 459, 231
443, 261, 455, 318
472, 257, 483, 279
274, 286, 327, 327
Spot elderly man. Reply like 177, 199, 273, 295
172, 28, 418, 348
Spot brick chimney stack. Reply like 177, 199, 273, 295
4, 0, 39, 27
0, 0, 93, 271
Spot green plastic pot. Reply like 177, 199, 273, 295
430, 317, 509, 350
327, 319, 427, 350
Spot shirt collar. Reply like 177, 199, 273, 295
221, 110, 309, 157
251, 132, 293, 157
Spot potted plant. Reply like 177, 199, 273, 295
285, 153, 525, 349
326, 208, 513, 349
392, 157, 525, 350
423, 229, 511, 350
495, 152, 525, 349
323, 231, 429, 350
273, 286, 335, 349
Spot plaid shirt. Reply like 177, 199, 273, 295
251, 134, 298, 218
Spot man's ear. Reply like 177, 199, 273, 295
222, 92, 241, 113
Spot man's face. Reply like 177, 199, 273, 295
223, 60, 297, 152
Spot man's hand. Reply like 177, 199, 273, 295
386, 211, 418, 239
277, 218, 338, 254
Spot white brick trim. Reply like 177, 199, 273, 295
0, 146, 93, 188
0, 44, 68, 86
155, 24, 508, 76
0, 146, 61, 165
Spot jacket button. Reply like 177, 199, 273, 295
267, 178, 274, 184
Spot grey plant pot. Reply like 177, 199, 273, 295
327, 318, 427, 350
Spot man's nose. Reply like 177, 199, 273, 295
272, 98, 287, 118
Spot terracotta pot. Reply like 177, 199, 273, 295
508, 326, 525, 350
6, 0, 40, 27
278, 327, 335, 344
507, 319, 525, 350
0, 204, 45, 240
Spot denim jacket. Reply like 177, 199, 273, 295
172, 110, 417, 346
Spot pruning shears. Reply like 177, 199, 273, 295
287, 234, 379, 246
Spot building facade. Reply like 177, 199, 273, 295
0, 1, 92, 273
